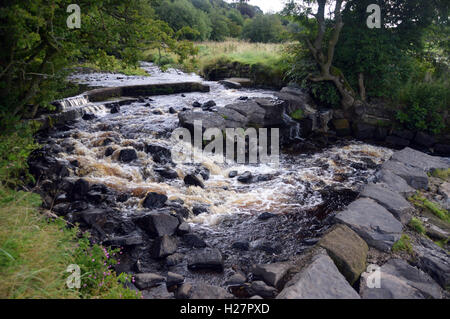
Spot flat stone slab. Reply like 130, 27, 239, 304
252, 262, 293, 290
378, 169, 415, 196
318, 224, 368, 285
382, 160, 429, 190
360, 259, 443, 299
276, 250, 360, 299
134, 273, 165, 290
413, 237, 450, 289
361, 183, 414, 224
391, 147, 449, 172
187, 248, 224, 272
335, 198, 403, 252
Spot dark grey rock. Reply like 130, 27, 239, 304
413, 237, 450, 289
134, 273, 165, 290
258, 212, 276, 220
166, 253, 184, 267
238, 171, 253, 184
103, 233, 144, 247
133, 211, 180, 238
187, 248, 224, 272
382, 160, 429, 190
391, 147, 449, 172
386, 136, 410, 148
119, 148, 137, 163
360, 183, 414, 224
226, 273, 247, 286
166, 272, 184, 288
183, 233, 207, 248
360, 259, 443, 299
228, 170, 238, 178
378, 169, 415, 196
184, 174, 205, 188
143, 192, 168, 209
249, 281, 278, 298
252, 263, 292, 290
177, 222, 191, 236
414, 132, 436, 148
145, 144, 172, 164
219, 80, 242, 89
276, 250, 360, 299
153, 235, 177, 258
232, 241, 250, 251
154, 167, 178, 179
192, 204, 210, 216
335, 198, 403, 252
176, 283, 233, 299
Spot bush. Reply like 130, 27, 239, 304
395, 80, 449, 134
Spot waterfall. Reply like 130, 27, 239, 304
53, 95, 90, 111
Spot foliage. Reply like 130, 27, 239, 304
409, 193, 450, 223
430, 168, 450, 181
409, 217, 426, 235
395, 80, 449, 134
392, 234, 413, 254
290, 109, 304, 120
241, 15, 287, 43
0, 119, 39, 187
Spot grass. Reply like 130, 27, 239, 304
430, 168, 450, 181
409, 193, 450, 223
392, 234, 413, 254
290, 109, 304, 120
409, 217, 426, 235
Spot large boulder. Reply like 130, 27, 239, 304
133, 211, 180, 238
360, 183, 414, 224
119, 148, 138, 163
187, 248, 224, 272
318, 225, 368, 285
413, 237, 450, 289
225, 100, 265, 126
152, 235, 177, 258
378, 169, 415, 196
142, 192, 168, 209
382, 160, 429, 190
276, 250, 360, 299
252, 263, 292, 290
360, 259, 443, 299
334, 198, 403, 252
178, 110, 226, 131
391, 147, 449, 172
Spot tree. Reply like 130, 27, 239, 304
241, 15, 286, 43
285, 0, 448, 112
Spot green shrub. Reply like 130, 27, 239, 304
392, 235, 413, 254
409, 217, 426, 235
395, 80, 449, 134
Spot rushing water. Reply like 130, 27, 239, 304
47, 64, 394, 286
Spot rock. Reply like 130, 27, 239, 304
70, 178, 90, 200
187, 248, 224, 272
360, 259, 443, 299
105, 147, 115, 157
119, 148, 138, 163
183, 233, 207, 248
378, 169, 415, 196
318, 225, 368, 285
386, 136, 410, 148
332, 119, 351, 137
434, 144, 450, 156
252, 263, 292, 290
82, 113, 96, 121
226, 273, 247, 286
133, 211, 180, 238
414, 132, 436, 148
382, 160, 429, 190
192, 204, 209, 216
153, 235, 177, 258
276, 250, 360, 299
134, 273, 165, 290
192, 101, 202, 108
142, 192, 168, 209
145, 144, 172, 165
103, 233, 144, 247
391, 147, 449, 172
168, 107, 177, 114
219, 80, 242, 89
142, 284, 174, 299
154, 167, 178, 179
228, 171, 238, 178
413, 237, 450, 289
110, 105, 120, 114
177, 283, 233, 299
249, 281, 278, 299
258, 212, 276, 220
166, 272, 184, 288
177, 222, 191, 236
225, 101, 265, 126
253, 98, 287, 126
335, 198, 403, 252
231, 241, 250, 251
178, 110, 226, 131
184, 174, 204, 188
251, 239, 282, 254
237, 171, 253, 184
202, 100, 216, 110
360, 183, 413, 224
166, 253, 184, 267
354, 123, 375, 140
392, 129, 414, 140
